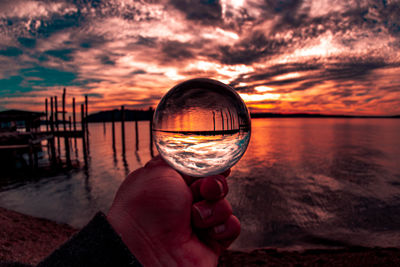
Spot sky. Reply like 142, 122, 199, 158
0, 0, 399, 115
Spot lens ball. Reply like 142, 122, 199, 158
153, 78, 251, 177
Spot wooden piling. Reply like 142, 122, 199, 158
121, 106, 126, 154
227, 109, 233, 130
49, 97, 56, 164
45, 98, 49, 131
61, 89, 70, 166
46, 98, 51, 160
81, 104, 87, 164
55, 96, 61, 156
64, 94, 71, 166
49, 97, 54, 132
231, 111, 236, 129
112, 110, 116, 152
225, 111, 230, 130
55, 96, 59, 132
220, 110, 224, 131
68, 116, 72, 152
103, 121, 106, 135
33, 144, 38, 169
28, 141, 33, 170
84, 95, 90, 154
212, 111, 216, 131
62, 88, 66, 131
72, 97, 76, 131
50, 97, 54, 133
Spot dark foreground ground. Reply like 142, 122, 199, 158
1, 207, 400, 266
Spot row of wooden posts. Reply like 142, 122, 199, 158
108, 105, 154, 158
44, 88, 89, 134
43, 88, 89, 168
40, 88, 153, 170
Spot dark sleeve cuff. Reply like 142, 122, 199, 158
37, 212, 142, 267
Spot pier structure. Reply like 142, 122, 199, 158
0, 92, 157, 174
0, 89, 89, 171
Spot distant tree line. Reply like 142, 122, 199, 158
250, 113, 400, 119
85, 109, 400, 122
86, 108, 154, 122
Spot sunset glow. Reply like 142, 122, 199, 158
0, 0, 399, 115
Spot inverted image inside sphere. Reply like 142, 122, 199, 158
153, 78, 251, 177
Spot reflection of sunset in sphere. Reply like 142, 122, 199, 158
153, 78, 251, 177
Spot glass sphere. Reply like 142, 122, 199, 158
152, 78, 251, 177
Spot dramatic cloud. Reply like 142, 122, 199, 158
0, 0, 399, 115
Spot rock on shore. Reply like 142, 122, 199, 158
1, 207, 400, 266
0, 207, 76, 265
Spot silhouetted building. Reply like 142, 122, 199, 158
0, 109, 44, 132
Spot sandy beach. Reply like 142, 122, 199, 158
1, 207, 400, 266
0, 207, 76, 265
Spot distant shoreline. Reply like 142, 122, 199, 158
34, 110, 400, 125
84, 110, 400, 123
250, 113, 400, 119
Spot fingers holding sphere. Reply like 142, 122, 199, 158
207, 215, 240, 247
195, 214, 241, 254
192, 199, 232, 228
200, 175, 228, 201
190, 175, 228, 202
180, 168, 231, 186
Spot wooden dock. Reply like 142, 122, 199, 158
0, 88, 89, 172
1, 89, 156, 173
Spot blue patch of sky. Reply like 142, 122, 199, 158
30, 12, 82, 38
21, 67, 78, 87
99, 55, 115, 65
79, 35, 108, 49
1, 9, 82, 39
84, 0, 102, 8
0, 66, 90, 97
0, 76, 27, 95
44, 49, 75, 61
18, 37, 36, 48
0, 47, 23, 57
201, 0, 219, 5
80, 42, 92, 48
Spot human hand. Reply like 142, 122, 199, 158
107, 156, 240, 267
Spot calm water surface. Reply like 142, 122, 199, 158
1, 118, 400, 250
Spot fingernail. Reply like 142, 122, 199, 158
216, 180, 224, 197
193, 204, 212, 221
214, 224, 226, 234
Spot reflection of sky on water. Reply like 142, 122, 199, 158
0, 122, 153, 227
229, 118, 400, 250
154, 131, 250, 177
0, 119, 400, 250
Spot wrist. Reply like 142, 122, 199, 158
107, 209, 178, 267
